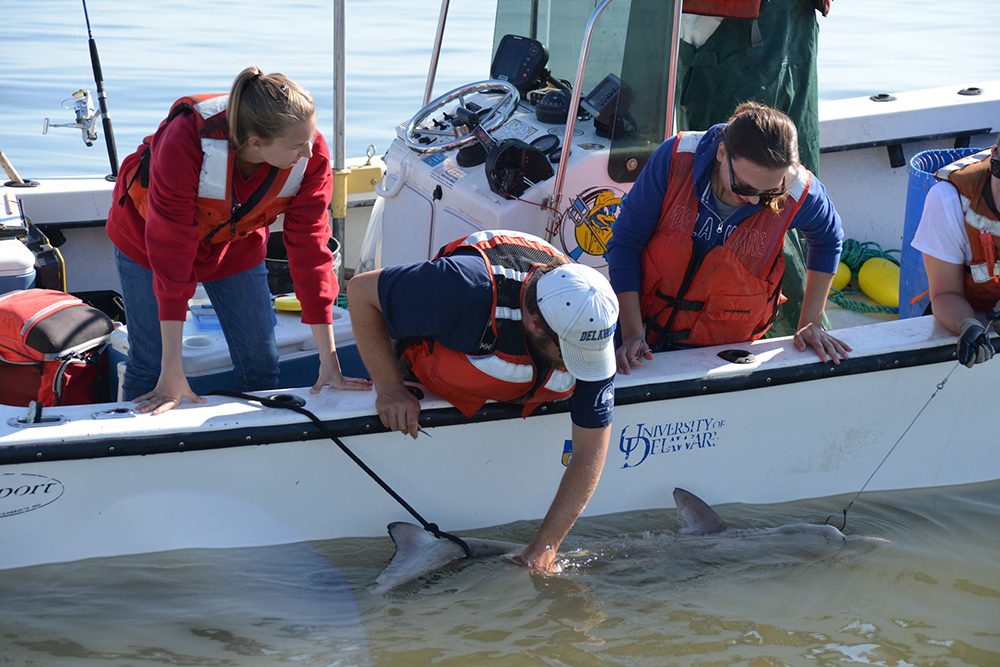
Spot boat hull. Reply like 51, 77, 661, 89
2, 316, 995, 571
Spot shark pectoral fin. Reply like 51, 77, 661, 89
673, 487, 727, 535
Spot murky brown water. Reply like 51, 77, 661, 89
1, 481, 997, 666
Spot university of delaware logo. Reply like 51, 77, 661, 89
561, 439, 573, 467
560, 186, 624, 262
618, 418, 727, 469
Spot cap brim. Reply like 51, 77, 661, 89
559, 338, 617, 382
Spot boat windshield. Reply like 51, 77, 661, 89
492, 0, 679, 182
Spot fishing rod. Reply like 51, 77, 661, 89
82, 0, 119, 180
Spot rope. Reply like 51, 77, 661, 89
839, 239, 900, 273
208, 390, 473, 557
828, 289, 898, 314
824, 362, 960, 530
829, 239, 901, 314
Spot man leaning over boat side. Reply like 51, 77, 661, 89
606, 102, 850, 374
911, 136, 1000, 368
347, 230, 618, 573
106, 66, 370, 415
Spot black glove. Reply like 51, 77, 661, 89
957, 318, 994, 368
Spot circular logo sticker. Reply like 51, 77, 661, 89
0, 473, 65, 518
559, 186, 625, 267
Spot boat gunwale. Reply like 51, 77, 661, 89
0, 336, 966, 466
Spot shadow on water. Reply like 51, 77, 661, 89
1, 543, 372, 666
1, 481, 998, 665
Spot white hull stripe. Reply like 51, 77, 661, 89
467, 354, 534, 384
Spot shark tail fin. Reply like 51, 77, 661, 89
673, 487, 727, 535
386, 521, 439, 553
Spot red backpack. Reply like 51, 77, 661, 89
0, 289, 115, 407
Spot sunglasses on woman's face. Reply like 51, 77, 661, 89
991, 157, 1000, 179
726, 153, 786, 205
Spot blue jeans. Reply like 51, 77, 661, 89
114, 249, 279, 399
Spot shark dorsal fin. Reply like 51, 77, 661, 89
673, 487, 727, 535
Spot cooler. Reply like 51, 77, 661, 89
108, 303, 365, 401
0, 238, 36, 293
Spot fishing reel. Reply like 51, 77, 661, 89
43, 89, 100, 147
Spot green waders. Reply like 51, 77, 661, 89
676, 0, 828, 336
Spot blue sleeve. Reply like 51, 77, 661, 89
569, 376, 615, 428
605, 138, 676, 294
377, 254, 494, 352
788, 176, 844, 274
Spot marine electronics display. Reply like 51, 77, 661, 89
490, 34, 549, 94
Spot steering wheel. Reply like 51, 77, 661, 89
402, 79, 520, 154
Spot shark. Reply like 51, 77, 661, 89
372, 487, 884, 593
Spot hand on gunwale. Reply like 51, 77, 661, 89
793, 322, 851, 364
311, 355, 373, 393
957, 318, 995, 368
135, 372, 205, 415
375, 383, 421, 439
616, 335, 653, 374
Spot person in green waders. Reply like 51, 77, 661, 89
676, 0, 833, 337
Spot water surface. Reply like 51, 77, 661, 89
2, 482, 998, 665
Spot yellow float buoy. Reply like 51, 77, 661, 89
274, 294, 302, 312
858, 257, 900, 308
831, 261, 851, 292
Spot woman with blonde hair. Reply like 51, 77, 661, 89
606, 101, 850, 371
108, 66, 369, 414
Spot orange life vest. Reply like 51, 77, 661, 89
682, 0, 761, 19
118, 93, 307, 244
639, 131, 811, 349
935, 150, 1000, 311
400, 230, 576, 418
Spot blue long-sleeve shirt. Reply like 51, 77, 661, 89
605, 125, 843, 295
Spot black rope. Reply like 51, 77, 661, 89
209, 390, 472, 557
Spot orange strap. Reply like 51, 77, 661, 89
980, 230, 998, 283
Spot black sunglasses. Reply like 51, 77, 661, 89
726, 153, 786, 205
991, 157, 1000, 179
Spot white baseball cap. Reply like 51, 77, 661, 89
536, 263, 619, 381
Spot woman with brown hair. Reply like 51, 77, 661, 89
108, 66, 369, 414
606, 101, 850, 372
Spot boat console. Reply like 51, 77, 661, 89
364, 33, 636, 274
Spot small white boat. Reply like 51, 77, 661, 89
1, 0, 998, 572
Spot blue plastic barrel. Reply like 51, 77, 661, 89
898, 147, 983, 319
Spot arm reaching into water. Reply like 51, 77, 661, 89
515, 423, 611, 573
